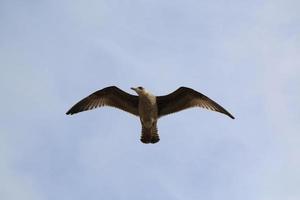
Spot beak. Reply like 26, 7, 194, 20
131, 87, 137, 92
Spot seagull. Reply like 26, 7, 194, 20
66, 86, 234, 144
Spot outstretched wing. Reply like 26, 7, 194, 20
66, 86, 139, 116
157, 87, 234, 119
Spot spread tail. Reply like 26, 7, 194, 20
141, 124, 160, 144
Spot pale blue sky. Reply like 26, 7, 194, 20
1, 0, 300, 200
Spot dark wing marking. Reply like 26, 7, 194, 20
66, 86, 139, 116
156, 87, 234, 119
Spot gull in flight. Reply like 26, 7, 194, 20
66, 86, 234, 144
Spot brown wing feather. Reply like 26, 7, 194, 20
157, 87, 234, 119
66, 86, 139, 116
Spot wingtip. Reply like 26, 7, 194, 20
229, 114, 235, 119
66, 110, 72, 115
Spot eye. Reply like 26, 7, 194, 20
138, 87, 144, 90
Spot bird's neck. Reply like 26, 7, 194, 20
139, 93, 156, 105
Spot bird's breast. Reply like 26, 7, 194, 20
138, 101, 157, 116
138, 98, 158, 127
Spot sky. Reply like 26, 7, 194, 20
1, 0, 300, 199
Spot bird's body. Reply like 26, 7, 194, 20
66, 86, 234, 144
138, 90, 157, 128
136, 88, 159, 143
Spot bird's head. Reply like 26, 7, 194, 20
131, 86, 146, 95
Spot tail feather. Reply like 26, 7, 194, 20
150, 125, 159, 143
141, 124, 160, 144
141, 127, 152, 144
